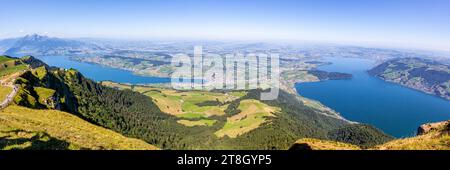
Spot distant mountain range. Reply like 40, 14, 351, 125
0, 34, 104, 56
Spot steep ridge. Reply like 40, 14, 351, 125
0, 105, 158, 150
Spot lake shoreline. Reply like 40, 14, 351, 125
295, 57, 450, 138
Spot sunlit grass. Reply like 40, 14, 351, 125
215, 99, 279, 138
0, 86, 12, 102
0, 105, 158, 150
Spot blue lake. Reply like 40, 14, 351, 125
38, 55, 450, 137
36, 56, 171, 84
295, 57, 450, 137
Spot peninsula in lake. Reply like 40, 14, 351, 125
369, 58, 450, 100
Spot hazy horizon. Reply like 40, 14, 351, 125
1, 0, 450, 52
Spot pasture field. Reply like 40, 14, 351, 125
102, 82, 282, 138
215, 99, 279, 138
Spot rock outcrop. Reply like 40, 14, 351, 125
417, 120, 450, 135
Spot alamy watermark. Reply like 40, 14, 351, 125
171, 46, 279, 100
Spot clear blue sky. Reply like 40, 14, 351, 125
1, 0, 450, 51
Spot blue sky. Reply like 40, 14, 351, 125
1, 0, 450, 51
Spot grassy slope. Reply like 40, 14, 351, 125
0, 105, 158, 150
292, 120, 450, 150
0, 56, 28, 78
215, 99, 279, 138
0, 86, 12, 102
291, 138, 361, 150
0, 56, 13, 63
0, 64, 28, 77
372, 133, 450, 150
